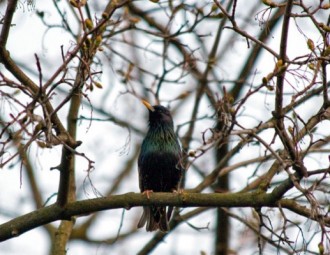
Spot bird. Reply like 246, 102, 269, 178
137, 100, 184, 232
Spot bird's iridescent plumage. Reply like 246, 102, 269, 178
137, 101, 183, 232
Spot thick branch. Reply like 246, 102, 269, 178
1, 191, 329, 242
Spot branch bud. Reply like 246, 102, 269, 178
308, 63, 315, 70
70, 0, 87, 8
321, 3, 330, 9
69, 0, 79, 7
85, 19, 94, 30
93, 81, 103, 89
323, 46, 330, 57
95, 35, 102, 47
262, 77, 268, 86
188, 150, 196, 157
262, 0, 277, 7
319, 23, 330, 32
307, 39, 315, 51
102, 12, 109, 19
318, 242, 324, 255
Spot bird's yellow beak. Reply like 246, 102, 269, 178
141, 100, 155, 112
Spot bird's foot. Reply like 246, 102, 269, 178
172, 188, 184, 194
142, 190, 153, 199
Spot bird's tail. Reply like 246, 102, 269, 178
137, 206, 169, 232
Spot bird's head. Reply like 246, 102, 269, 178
142, 100, 174, 127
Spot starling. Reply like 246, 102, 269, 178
137, 100, 184, 232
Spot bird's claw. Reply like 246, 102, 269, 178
142, 190, 153, 199
172, 188, 183, 194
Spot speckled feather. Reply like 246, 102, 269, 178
137, 104, 184, 232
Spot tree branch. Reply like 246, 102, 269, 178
0, 0, 17, 46
273, 0, 308, 178
1, 191, 329, 242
